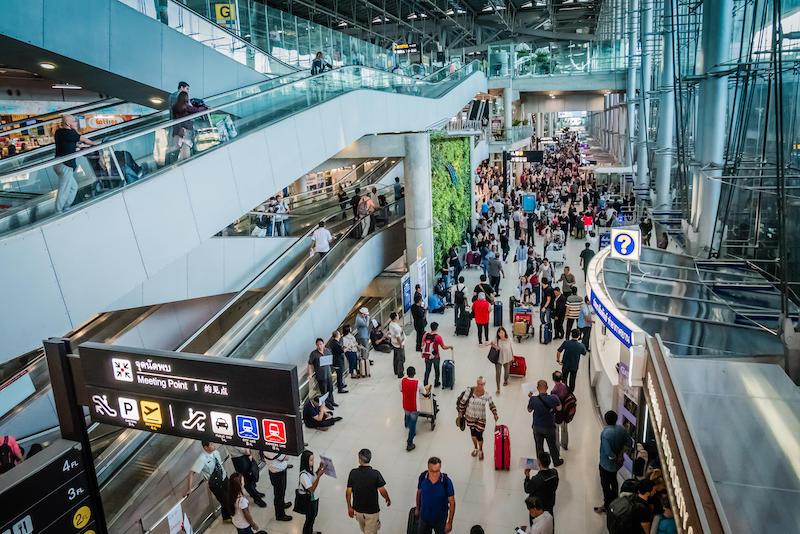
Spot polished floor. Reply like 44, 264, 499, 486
206, 233, 607, 534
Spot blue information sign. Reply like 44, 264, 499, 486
590, 290, 633, 348
522, 194, 537, 213
402, 274, 412, 313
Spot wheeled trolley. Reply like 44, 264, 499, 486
418, 393, 439, 430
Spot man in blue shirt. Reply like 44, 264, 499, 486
556, 329, 587, 392
594, 410, 630, 514
527, 380, 563, 467
415, 456, 455, 533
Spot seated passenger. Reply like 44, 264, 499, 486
428, 293, 446, 314
369, 321, 393, 353
302, 396, 342, 431
434, 277, 451, 305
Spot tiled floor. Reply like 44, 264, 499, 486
207, 233, 607, 534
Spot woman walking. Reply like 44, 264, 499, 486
227, 473, 260, 534
490, 327, 514, 395
297, 450, 325, 534
456, 376, 498, 460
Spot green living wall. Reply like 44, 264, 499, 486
430, 134, 471, 269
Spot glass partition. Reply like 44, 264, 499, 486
488, 40, 629, 78
0, 61, 480, 235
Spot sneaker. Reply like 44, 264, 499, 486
338, 389, 349, 394
554, 459, 564, 467
406, 443, 416, 451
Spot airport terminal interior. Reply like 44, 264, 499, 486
1, 0, 799, 533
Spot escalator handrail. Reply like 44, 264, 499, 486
179, 160, 398, 352
0, 60, 481, 181
0, 98, 126, 137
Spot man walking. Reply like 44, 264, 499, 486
415, 457, 456, 534
539, 278, 554, 329
187, 442, 231, 521
389, 312, 406, 378
550, 371, 572, 450
579, 242, 595, 281
557, 329, 587, 392
308, 338, 336, 409
594, 410, 630, 514
564, 286, 583, 335
264, 451, 293, 521
527, 380, 563, 467
346, 449, 391, 533
552, 287, 566, 339
311, 220, 333, 259
487, 253, 505, 296
401, 366, 430, 451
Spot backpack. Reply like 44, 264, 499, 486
555, 391, 577, 424
606, 494, 638, 534
0, 436, 16, 474
454, 286, 465, 306
421, 333, 437, 359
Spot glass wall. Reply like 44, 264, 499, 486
487, 40, 628, 78
178, 0, 395, 71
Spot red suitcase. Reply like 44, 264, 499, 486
509, 355, 527, 377
494, 424, 511, 470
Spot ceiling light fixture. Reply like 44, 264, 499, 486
39, 62, 56, 70
408, 12, 418, 19
445, 8, 455, 15
52, 83, 82, 90
549, 94, 556, 99
149, 97, 164, 105
521, 1, 533, 6
338, 20, 348, 27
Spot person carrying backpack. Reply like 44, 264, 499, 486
606, 479, 657, 534
414, 456, 456, 534
550, 370, 576, 450
421, 322, 451, 388
0, 435, 24, 473
453, 276, 467, 327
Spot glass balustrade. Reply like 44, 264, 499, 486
0, 62, 480, 235
488, 40, 629, 78
118, 0, 297, 75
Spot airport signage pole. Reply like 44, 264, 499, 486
40, 337, 109, 534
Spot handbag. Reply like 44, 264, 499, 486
294, 474, 312, 514
454, 387, 474, 431
487, 346, 500, 364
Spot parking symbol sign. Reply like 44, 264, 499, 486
236, 415, 259, 440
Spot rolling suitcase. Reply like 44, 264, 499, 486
442, 356, 455, 390
493, 301, 503, 327
540, 323, 553, 345
455, 312, 471, 336
358, 357, 371, 377
509, 355, 527, 377
406, 507, 418, 534
494, 424, 511, 470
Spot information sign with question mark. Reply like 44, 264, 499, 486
610, 228, 642, 261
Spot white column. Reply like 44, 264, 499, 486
626, 0, 638, 168
693, 0, 733, 252
636, 0, 652, 195
503, 87, 513, 135
655, 0, 675, 211
404, 132, 435, 290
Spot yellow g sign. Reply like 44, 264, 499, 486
215, 3, 235, 23
73, 505, 91, 529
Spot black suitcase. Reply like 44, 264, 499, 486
442, 359, 455, 389
493, 301, 503, 327
407, 507, 418, 534
455, 312, 471, 336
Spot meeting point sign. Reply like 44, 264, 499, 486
79, 343, 304, 455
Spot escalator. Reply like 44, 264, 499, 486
0, 157, 398, 444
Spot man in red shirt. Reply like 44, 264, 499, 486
421, 322, 452, 388
472, 292, 491, 345
400, 366, 431, 451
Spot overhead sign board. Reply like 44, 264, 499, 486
79, 343, 304, 455
610, 227, 641, 261
393, 43, 418, 55
505, 150, 544, 163
0, 440, 99, 534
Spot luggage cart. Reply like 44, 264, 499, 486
545, 243, 565, 265
512, 306, 534, 342
418, 392, 439, 430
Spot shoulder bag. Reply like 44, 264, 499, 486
293, 472, 312, 514
455, 387, 474, 431
487, 345, 500, 364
